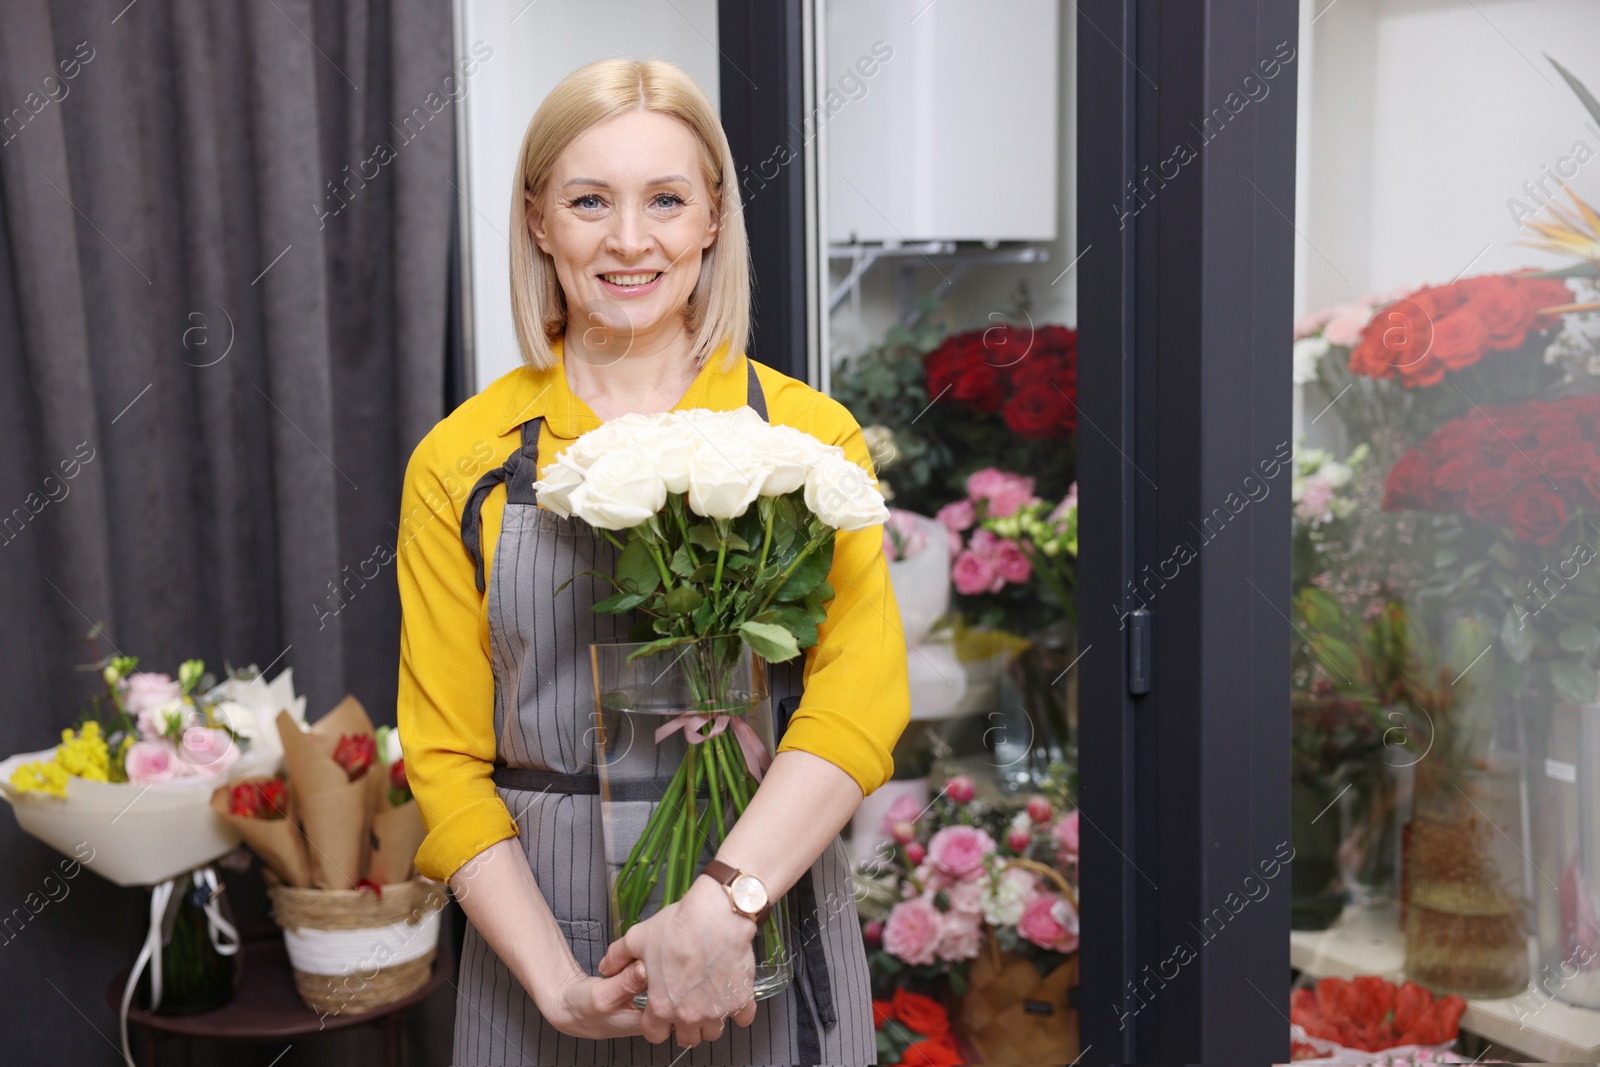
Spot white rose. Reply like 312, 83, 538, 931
685, 435, 769, 520
533, 457, 586, 518
1293, 336, 1330, 385
804, 454, 889, 531
380, 727, 402, 766
756, 424, 835, 496
212, 701, 258, 739
567, 451, 666, 529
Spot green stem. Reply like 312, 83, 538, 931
755, 534, 827, 616
706, 734, 728, 844
644, 535, 676, 592
674, 496, 701, 567
754, 502, 776, 577
711, 535, 729, 614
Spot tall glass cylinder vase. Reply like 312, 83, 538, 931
1404, 759, 1529, 998
995, 619, 1077, 792
592, 638, 792, 1004
1531, 695, 1600, 1008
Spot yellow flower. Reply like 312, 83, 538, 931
10, 722, 115, 797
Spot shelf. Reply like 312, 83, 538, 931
1291, 904, 1600, 1064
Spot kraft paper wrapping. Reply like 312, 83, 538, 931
276, 698, 375, 890
209, 780, 312, 888
367, 800, 425, 885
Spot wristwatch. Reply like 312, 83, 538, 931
701, 859, 771, 925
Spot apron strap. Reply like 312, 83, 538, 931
460, 416, 543, 593
746, 358, 768, 420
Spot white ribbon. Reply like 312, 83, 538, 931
119, 866, 241, 1066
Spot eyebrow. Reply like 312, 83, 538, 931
561, 175, 691, 189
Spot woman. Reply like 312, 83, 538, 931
397, 58, 910, 1064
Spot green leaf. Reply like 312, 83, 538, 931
1502, 606, 1534, 664
1549, 55, 1600, 131
765, 604, 819, 649
775, 541, 835, 602
594, 590, 649, 613
628, 635, 699, 661
670, 544, 696, 579
687, 525, 721, 551
724, 531, 751, 552
725, 553, 755, 571
618, 538, 660, 595
738, 620, 802, 662
665, 586, 704, 615
814, 579, 835, 603
803, 591, 828, 625
1313, 635, 1362, 684
1560, 623, 1600, 654
1296, 588, 1344, 637
1435, 545, 1461, 569
947, 969, 968, 997
1551, 659, 1598, 704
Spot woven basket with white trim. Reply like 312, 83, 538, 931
268, 877, 447, 1016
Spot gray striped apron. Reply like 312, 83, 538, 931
452, 362, 875, 1065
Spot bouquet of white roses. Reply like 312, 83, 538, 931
534, 405, 888, 944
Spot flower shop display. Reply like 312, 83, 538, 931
0, 652, 311, 1062
531, 404, 888, 1004
873, 987, 962, 1065
856, 774, 1080, 1063
216, 696, 441, 1017
1289, 976, 1467, 1062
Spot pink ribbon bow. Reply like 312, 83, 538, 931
655, 712, 773, 783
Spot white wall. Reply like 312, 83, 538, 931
1297, 0, 1600, 317
824, 3, 1077, 362
454, 0, 721, 394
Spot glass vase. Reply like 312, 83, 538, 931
1403, 760, 1529, 998
1337, 754, 1409, 907
994, 619, 1077, 792
135, 871, 239, 1015
592, 637, 793, 1005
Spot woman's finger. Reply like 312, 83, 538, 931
732, 997, 757, 1027
596, 937, 638, 978
593, 960, 648, 1013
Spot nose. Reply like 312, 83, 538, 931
603, 202, 651, 260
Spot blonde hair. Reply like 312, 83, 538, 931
509, 58, 749, 371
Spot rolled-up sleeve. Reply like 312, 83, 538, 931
774, 394, 912, 795
396, 432, 519, 884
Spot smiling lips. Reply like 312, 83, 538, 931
598, 270, 665, 293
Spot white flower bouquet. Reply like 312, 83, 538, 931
534, 405, 888, 989
0, 653, 305, 886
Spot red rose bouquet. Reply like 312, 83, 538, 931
924, 324, 1078, 439
1290, 976, 1466, 1059
1346, 272, 1570, 388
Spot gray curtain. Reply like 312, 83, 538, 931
0, 1, 457, 1063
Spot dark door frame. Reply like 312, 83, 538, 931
1076, 1, 1299, 1062
718, 0, 811, 384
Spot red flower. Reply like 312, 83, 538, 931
228, 777, 288, 820
1002, 388, 1072, 439
1584, 461, 1600, 507
1382, 450, 1436, 511
1463, 468, 1519, 522
872, 999, 894, 1029
1469, 275, 1535, 350
1506, 484, 1568, 545
891, 988, 951, 1038
952, 363, 1004, 412
1544, 442, 1598, 486
390, 757, 409, 793
333, 733, 377, 781
1431, 455, 1479, 495
1428, 309, 1488, 371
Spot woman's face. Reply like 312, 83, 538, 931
529, 108, 720, 356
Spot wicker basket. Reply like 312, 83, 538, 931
268, 877, 447, 1016
959, 858, 1080, 1065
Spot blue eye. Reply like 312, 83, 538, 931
571, 194, 603, 210
652, 193, 686, 209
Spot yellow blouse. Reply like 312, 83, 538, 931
397, 340, 912, 883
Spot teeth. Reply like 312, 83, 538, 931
601, 272, 661, 286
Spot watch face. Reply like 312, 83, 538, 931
730, 874, 768, 914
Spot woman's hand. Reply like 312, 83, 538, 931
535, 957, 651, 1040
597, 875, 760, 1047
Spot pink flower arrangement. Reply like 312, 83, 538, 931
125, 740, 182, 784
940, 469, 1060, 597
861, 779, 1080, 984
120, 672, 183, 716
965, 468, 1038, 518
882, 793, 924, 836
178, 727, 241, 776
